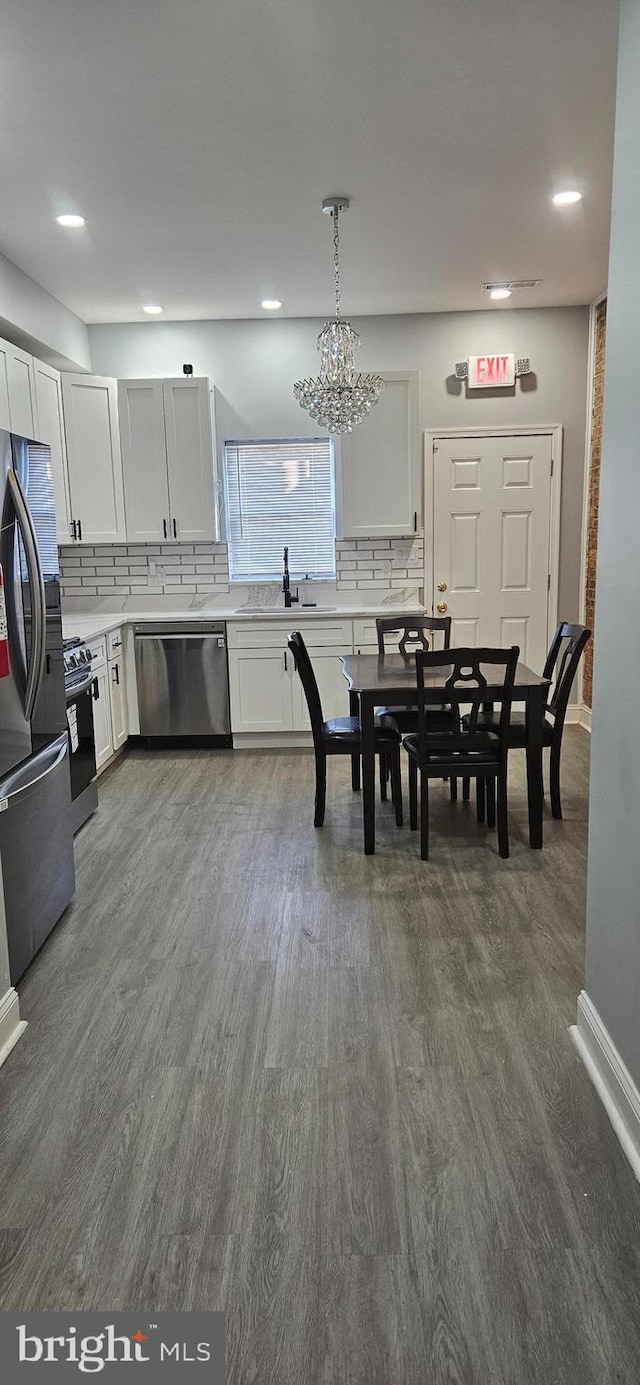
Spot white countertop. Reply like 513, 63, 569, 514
62, 603, 427, 643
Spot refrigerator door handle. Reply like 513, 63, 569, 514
5, 470, 46, 721
0, 733, 69, 804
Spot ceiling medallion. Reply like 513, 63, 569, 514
294, 196, 384, 434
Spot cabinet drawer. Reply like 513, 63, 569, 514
353, 619, 381, 650
87, 635, 107, 670
106, 627, 124, 659
227, 618, 353, 650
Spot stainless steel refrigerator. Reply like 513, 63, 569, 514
0, 429, 75, 983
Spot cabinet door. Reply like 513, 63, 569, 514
92, 665, 114, 770
163, 378, 215, 542
339, 371, 421, 538
119, 379, 170, 542
228, 648, 293, 733
33, 361, 73, 543
0, 340, 12, 431
61, 374, 126, 543
291, 649, 351, 730
6, 345, 37, 439
108, 657, 128, 749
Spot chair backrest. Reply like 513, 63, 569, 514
542, 622, 591, 725
414, 646, 519, 760
288, 631, 324, 748
376, 614, 452, 658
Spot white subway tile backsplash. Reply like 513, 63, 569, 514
60, 535, 423, 602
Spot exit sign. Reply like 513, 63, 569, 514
467, 354, 515, 388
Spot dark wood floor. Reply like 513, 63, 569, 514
2, 730, 640, 1382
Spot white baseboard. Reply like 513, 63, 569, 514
0, 986, 27, 1069
570, 991, 640, 1183
565, 704, 591, 732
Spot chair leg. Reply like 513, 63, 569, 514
409, 758, 418, 830
550, 742, 562, 819
391, 749, 403, 827
351, 752, 360, 792
379, 753, 388, 802
476, 778, 485, 824
314, 750, 327, 827
497, 771, 509, 858
420, 771, 429, 861
486, 777, 496, 829
462, 776, 470, 802
449, 776, 458, 802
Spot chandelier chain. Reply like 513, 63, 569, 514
333, 208, 340, 319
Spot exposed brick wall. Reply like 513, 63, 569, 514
583, 299, 607, 708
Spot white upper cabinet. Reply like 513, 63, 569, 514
0, 342, 12, 431
61, 374, 127, 544
163, 378, 216, 542
119, 377, 216, 543
32, 360, 73, 544
338, 371, 421, 538
5, 343, 37, 439
118, 379, 169, 542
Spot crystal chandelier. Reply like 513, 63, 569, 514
294, 196, 384, 434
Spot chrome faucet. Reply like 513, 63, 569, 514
283, 546, 299, 609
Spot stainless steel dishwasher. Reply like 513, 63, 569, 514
133, 623, 232, 743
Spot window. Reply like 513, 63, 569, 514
224, 438, 336, 582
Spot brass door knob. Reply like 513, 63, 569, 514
437, 581, 447, 592
437, 601, 448, 614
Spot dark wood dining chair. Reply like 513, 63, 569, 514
288, 631, 403, 829
376, 614, 458, 796
403, 646, 519, 860
461, 622, 591, 818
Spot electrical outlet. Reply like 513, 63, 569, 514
379, 560, 392, 577
148, 559, 165, 585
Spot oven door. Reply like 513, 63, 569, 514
66, 673, 98, 832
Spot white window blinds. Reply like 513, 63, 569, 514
224, 438, 336, 582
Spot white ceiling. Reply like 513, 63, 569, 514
0, 0, 618, 324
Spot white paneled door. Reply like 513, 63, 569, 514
430, 433, 555, 672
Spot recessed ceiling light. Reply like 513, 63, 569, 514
142, 304, 164, 314
56, 213, 85, 228
490, 287, 512, 300
553, 190, 582, 206
261, 299, 282, 310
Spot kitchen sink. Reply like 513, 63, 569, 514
237, 605, 337, 614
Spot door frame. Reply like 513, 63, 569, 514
424, 424, 563, 650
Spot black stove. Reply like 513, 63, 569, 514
63, 637, 98, 831
63, 636, 94, 695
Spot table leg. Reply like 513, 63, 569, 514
349, 690, 360, 791
525, 687, 545, 849
361, 692, 376, 855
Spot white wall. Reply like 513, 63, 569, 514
0, 250, 90, 370
584, 0, 640, 1086
89, 305, 589, 619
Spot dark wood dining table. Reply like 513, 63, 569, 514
340, 653, 551, 855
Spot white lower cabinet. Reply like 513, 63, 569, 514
228, 647, 292, 734
109, 661, 128, 750
92, 664, 114, 771
227, 619, 354, 736
87, 630, 128, 772
290, 650, 351, 729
